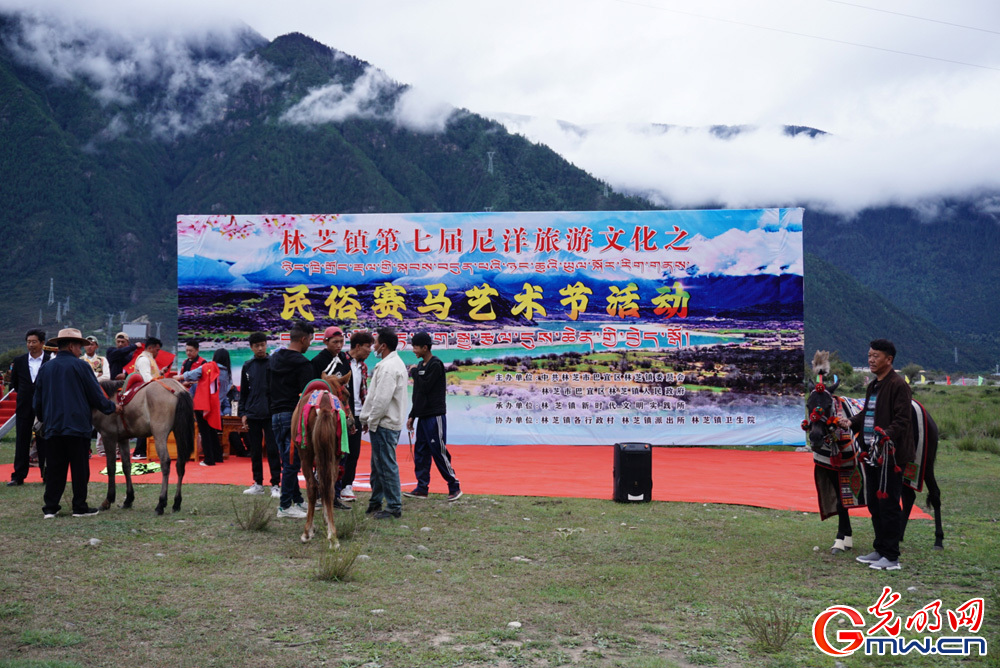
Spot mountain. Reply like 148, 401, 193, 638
803, 253, 991, 371
0, 11, 996, 372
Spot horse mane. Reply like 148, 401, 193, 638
99, 379, 124, 396
309, 392, 341, 496
812, 350, 830, 377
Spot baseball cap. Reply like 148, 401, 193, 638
85, 336, 99, 344
324, 326, 344, 340
115, 332, 128, 340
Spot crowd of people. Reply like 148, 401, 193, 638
5, 323, 463, 521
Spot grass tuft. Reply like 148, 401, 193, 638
316, 539, 365, 582
734, 600, 801, 654
335, 506, 371, 540
231, 496, 273, 531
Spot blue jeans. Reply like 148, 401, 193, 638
272, 412, 303, 510
369, 427, 402, 513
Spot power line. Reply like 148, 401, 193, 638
612, 0, 1000, 72
824, 0, 1000, 37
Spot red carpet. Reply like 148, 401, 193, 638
1, 444, 932, 519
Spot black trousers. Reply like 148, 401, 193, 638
245, 417, 280, 486
42, 435, 92, 514
196, 411, 224, 464
865, 462, 904, 561
335, 416, 362, 495
12, 414, 46, 482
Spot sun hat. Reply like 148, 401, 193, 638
47, 328, 90, 347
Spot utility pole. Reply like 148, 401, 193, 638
155, 322, 161, 339
47, 278, 54, 306
39, 309, 43, 325
56, 301, 62, 322
487, 151, 495, 175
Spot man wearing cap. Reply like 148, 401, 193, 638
326, 330, 375, 504
81, 337, 110, 382
403, 331, 462, 501
106, 332, 138, 380
311, 326, 346, 379
7, 329, 51, 486
81, 336, 110, 456
33, 328, 117, 518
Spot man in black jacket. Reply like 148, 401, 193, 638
8, 329, 50, 486
403, 332, 462, 501
238, 332, 281, 498
269, 321, 316, 518
311, 326, 346, 379
841, 339, 913, 572
106, 332, 138, 380
34, 328, 116, 517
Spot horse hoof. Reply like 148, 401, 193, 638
933, 544, 944, 550
329, 540, 340, 551
301, 534, 311, 544
100, 500, 111, 511
121, 501, 133, 509
155, 507, 165, 516
830, 548, 842, 555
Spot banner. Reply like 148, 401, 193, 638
178, 209, 804, 446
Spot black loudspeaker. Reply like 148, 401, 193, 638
613, 442, 652, 502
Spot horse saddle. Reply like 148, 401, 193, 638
120, 375, 152, 409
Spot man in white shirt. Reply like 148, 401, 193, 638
134, 338, 163, 382
359, 327, 408, 519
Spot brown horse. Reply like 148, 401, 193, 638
93, 378, 196, 515
291, 380, 351, 549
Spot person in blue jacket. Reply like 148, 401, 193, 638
33, 328, 116, 518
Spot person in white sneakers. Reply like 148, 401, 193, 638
239, 332, 282, 497
324, 330, 375, 504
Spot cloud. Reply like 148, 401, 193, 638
490, 114, 1000, 214
281, 65, 456, 134
2, 8, 274, 139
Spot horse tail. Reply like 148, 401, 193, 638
172, 390, 196, 464
311, 399, 340, 497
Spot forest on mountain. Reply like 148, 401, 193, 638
0, 14, 996, 372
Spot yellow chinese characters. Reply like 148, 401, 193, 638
558, 282, 592, 321
606, 282, 640, 318
281, 285, 315, 321
512, 283, 547, 321
652, 281, 690, 318
418, 283, 453, 320
465, 283, 499, 321
325, 286, 362, 320
372, 283, 407, 320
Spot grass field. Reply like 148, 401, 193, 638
0, 386, 997, 668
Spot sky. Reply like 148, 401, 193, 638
3, 0, 1000, 212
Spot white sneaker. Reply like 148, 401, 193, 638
243, 483, 266, 496
271, 485, 280, 498
341, 485, 356, 501
277, 504, 307, 519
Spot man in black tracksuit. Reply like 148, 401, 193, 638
402, 332, 462, 501
238, 332, 281, 496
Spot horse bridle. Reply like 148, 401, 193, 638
801, 382, 840, 447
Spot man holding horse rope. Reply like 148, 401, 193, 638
33, 328, 117, 518
838, 339, 914, 571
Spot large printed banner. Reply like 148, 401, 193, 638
178, 209, 804, 446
